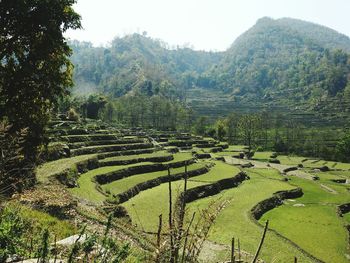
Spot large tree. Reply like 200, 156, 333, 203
0, 0, 81, 161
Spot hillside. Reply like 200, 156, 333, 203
70, 17, 350, 125
70, 34, 223, 98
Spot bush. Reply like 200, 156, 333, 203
0, 205, 27, 262
44, 142, 70, 161
67, 108, 80, 121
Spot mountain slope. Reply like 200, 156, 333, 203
203, 17, 350, 108
70, 17, 350, 124
70, 34, 223, 98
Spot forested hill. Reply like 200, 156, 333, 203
211, 16, 350, 101
70, 17, 350, 123
69, 34, 223, 98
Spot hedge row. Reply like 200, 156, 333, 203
250, 188, 303, 220
177, 171, 249, 205
99, 154, 174, 167
68, 138, 145, 149
95, 159, 195, 185
112, 166, 210, 204
71, 143, 153, 156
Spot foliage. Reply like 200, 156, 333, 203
0, 202, 76, 261
69, 34, 223, 99
0, 122, 34, 195
0, 205, 27, 261
67, 108, 80, 122
335, 132, 350, 162
209, 17, 350, 105
62, 92, 193, 131
0, 0, 81, 161
238, 114, 261, 153
192, 116, 208, 136
69, 18, 350, 126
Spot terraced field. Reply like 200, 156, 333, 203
35, 118, 350, 262
260, 174, 350, 262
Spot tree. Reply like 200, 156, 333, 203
335, 132, 350, 162
193, 116, 207, 136
0, 1, 81, 160
215, 119, 226, 141
84, 94, 107, 119
225, 113, 240, 144
238, 114, 261, 153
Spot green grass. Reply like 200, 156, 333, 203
69, 162, 153, 203
6, 202, 76, 240
189, 161, 241, 182
162, 152, 193, 163
36, 154, 97, 183
102, 162, 207, 196
276, 155, 350, 170
277, 155, 308, 165
69, 152, 193, 203
186, 168, 313, 262
252, 151, 274, 160
343, 213, 350, 224
100, 151, 171, 162
122, 161, 240, 232
213, 151, 239, 156
287, 176, 350, 204
247, 167, 284, 180
259, 174, 350, 262
328, 170, 350, 179
122, 166, 313, 261
260, 205, 348, 263
123, 180, 206, 232
226, 145, 247, 151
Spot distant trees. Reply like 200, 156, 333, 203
67, 93, 194, 131
196, 110, 343, 161
335, 133, 350, 162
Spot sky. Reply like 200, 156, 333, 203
65, 0, 350, 51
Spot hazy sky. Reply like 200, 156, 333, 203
65, 0, 350, 51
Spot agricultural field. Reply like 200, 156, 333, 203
31, 119, 350, 262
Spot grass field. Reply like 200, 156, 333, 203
123, 180, 207, 232
252, 151, 274, 160
260, 204, 348, 263
36, 153, 97, 183
69, 162, 154, 203
102, 162, 207, 196
122, 161, 240, 232
69, 152, 194, 202
259, 174, 350, 262
186, 168, 313, 262
100, 151, 171, 162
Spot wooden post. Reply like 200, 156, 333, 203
294, 257, 298, 263
231, 237, 235, 263
168, 168, 175, 263
238, 238, 241, 262
53, 235, 57, 263
181, 212, 196, 263
252, 220, 269, 263
157, 214, 162, 248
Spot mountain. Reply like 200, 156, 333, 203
69, 17, 350, 125
69, 34, 222, 98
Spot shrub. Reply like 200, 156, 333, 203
0, 205, 27, 262
67, 108, 80, 121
